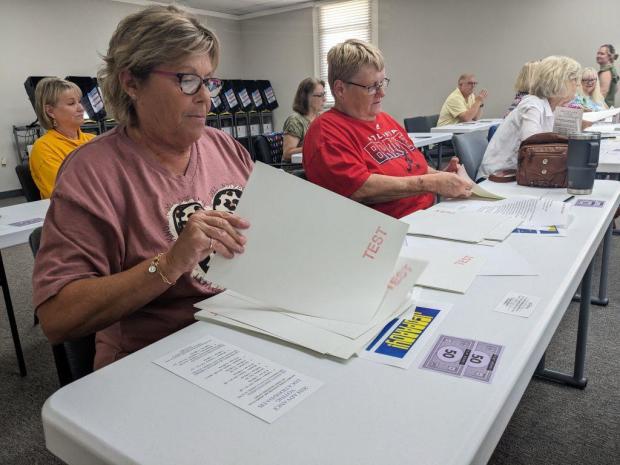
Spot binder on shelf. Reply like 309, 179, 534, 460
231, 80, 255, 112
248, 111, 261, 137
65, 76, 107, 121
210, 91, 225, 114
220, 80, 241, 114
247, 80, 266, 112
206, 113, 220, 129
219, 113, 234, 136
256, 80, 278, 111
260, 111, 274, 134
234, 112, 249, 139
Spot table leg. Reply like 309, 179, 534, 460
437, 143, 444, 170
0, 251, 27, 377
534, 261, 592, 389
573, 221, 611, 306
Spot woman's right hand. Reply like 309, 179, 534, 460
162, 210, 250, 281
429, 172, 473, 198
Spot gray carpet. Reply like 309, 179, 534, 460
0, 196, 618, 465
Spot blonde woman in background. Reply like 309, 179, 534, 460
478, 55, 581, 179
572, 67, 608, 111
29, 78, 95, 198
596, 44, 618, 107
504, 61, 539, 116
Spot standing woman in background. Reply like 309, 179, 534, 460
596, 44, 618, 107
29, 78, 95, 198
281, 77, 326, 162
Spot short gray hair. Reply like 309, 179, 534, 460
98, 4, 220, 126
34, 77, 82, 130
530, 55, 581, 99
327, 39, 384, 91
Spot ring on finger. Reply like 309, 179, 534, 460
208, 237, 214, 251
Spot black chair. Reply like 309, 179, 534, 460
15, 162, 41, 202
452, 131, 489, 181
404, 114, 454, 168
29, 226, 95, 387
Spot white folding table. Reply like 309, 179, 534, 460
0, 199, 50, 376
431, 118, 503, 134
41, 182, 620, 465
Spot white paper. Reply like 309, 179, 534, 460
553, 107, 582, 135
457, 165, 504, 200
401, 240, 485, 293
404, 209, 517, 243
153, 335, 323, 423
207, 163, 408, 323
476, 197, 570, 228
196, 257, 428, 359
582, 107, 620, 123
493, 292, 540, 318
358, 301, 451, 369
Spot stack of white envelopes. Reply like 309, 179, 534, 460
194, 163, 427, 359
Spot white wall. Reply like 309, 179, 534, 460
240, 8, 315, 126
0, 0, 241, 194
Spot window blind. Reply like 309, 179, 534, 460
317, 0, 374, 105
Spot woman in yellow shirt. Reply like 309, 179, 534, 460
29, 77, 95, 198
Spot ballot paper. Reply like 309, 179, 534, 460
153, 335, 323, 423
404, 236, 537, 278
196, 257, 428, 359
582, 107, 620, 123
207, 163, 409, 323
404, 209, 522, 243
553, 107, 582, 135
420, 334, 504, 383
358, 300, 451, 369
400, 242, 485, 293
457, 165, 504, 200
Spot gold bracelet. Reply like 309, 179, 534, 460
148, 253, 176, 285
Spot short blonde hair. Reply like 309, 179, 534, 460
514, 61, 539, 93
34, 77, 82, 130
98, 4, 220, 126
578, 67, 606, 106
530, 55, 581, 99
327, 39, 384, 91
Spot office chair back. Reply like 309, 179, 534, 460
15, 163, 41, 202
404, 114, 439, 133
29, 226, 95, 387
452, 131, 489, 181
487, 124, 500, 141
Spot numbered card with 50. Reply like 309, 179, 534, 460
420, 334, 504, 384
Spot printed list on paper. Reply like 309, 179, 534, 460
153, 335, 323, 423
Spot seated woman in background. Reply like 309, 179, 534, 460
29, 77, 95, 198
572, 67, 608, 111
504, 61, 539, 117
303, 39, 472, 219
282, 77, 326, 162
478, 55, 581, 179
33, 5, 252, 370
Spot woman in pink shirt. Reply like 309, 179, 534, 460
33, 5, 253, 369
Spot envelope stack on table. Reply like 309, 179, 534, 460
194, 163, 427, 359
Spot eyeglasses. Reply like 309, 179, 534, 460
345, 78, 390, 95
312, 92, 327, 98
464, 81, 478, 86
581, 78, 597, 84
151, 70, 223, 96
